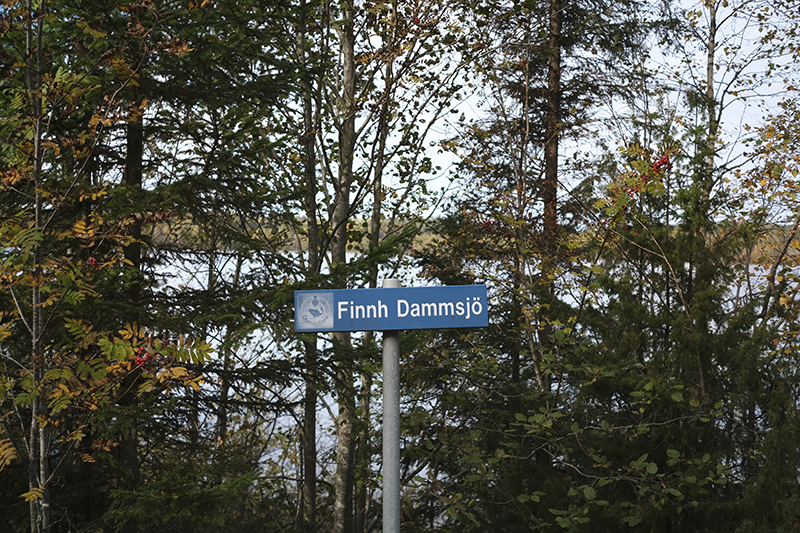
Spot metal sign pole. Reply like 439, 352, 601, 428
293, 281, 487, 532
382, 278, 401, 533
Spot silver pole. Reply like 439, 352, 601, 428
382, 278, 401, 533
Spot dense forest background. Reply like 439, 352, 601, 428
1, 0, 800, 531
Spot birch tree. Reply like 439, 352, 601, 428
272, 0, 472, 530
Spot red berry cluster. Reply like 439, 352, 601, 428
134, 347, 153, 368
634, 155, 672, 190
88, 257, 98, 270
598, 155, 672, 229
652, 156, 672, 172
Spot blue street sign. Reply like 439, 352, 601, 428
294, 285, 488, 332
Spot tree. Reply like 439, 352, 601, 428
438, 0, 656, 387
404, 0, 800, 530
0, 2, 214, 531
263, 0, 474, 530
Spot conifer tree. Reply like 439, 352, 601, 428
405, 0, 800, 530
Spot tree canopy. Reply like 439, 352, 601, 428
2, 0, 800, 532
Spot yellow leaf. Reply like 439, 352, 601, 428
76, 20, 107, 39
21, 487, 45, 502
0, 438, 18, 469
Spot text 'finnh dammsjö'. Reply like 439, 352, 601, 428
294, 285, 488, 332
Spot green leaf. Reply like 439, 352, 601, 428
44, 368, 75, 381
11, 227, 44, 251
623, 515, 642, 527
97, 338, 118, 359
583, 486, 596, 500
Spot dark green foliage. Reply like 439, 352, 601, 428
1, 0, 299, 530
408, 131, 800, 530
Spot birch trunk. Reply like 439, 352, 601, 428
298, 0, 322, 529
332, 0, 357, 528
